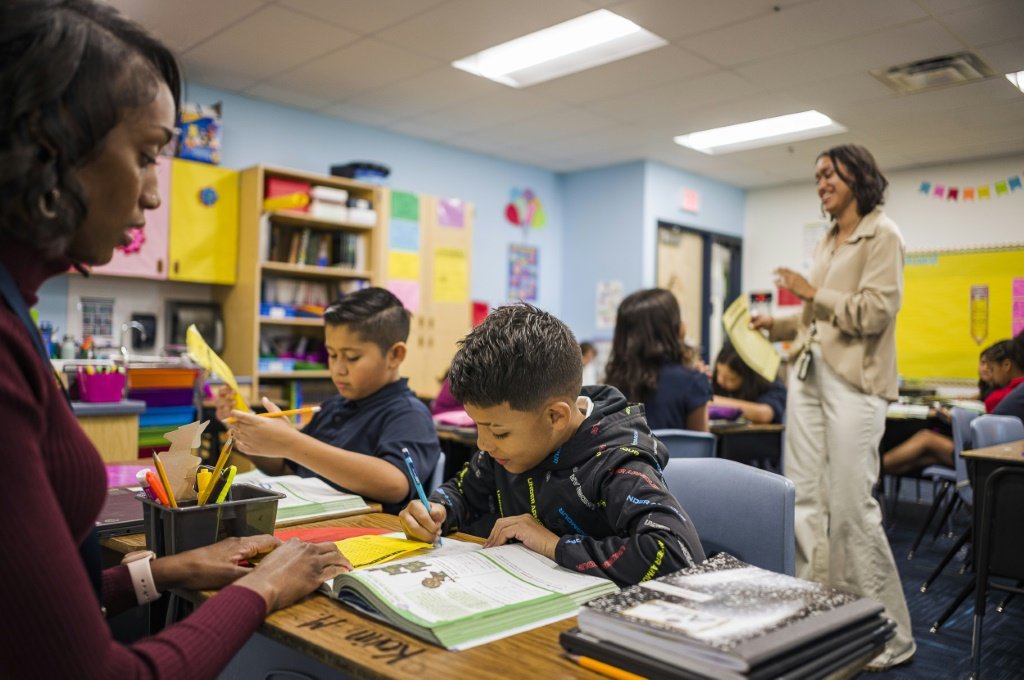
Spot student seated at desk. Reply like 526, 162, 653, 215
604, 288, 712, 432
992, 331, 1024, 421
0, 4, 349, 676
710, 341, 787, 424
399, 303, 706, 587
983, 338, 1024, 413
221, 288, 439, 514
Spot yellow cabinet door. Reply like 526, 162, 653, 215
169, 159, 239, 284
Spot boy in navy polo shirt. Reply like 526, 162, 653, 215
223, 288, 438, 514
399, 303, 704, 586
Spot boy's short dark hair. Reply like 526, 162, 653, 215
323, 287, 410, 354
449, 303, 582, 412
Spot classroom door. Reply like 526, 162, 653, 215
657, 225, 704, 353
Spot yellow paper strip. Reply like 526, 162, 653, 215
335, 535, 432, 569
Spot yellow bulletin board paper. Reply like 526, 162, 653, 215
722, 296, 780, 382
897, 246, 1024, 381
388, 251, 421, 281
434, 247, 469, 303
336, 535, 432, 569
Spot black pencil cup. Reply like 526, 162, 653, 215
140, 484, 286, 557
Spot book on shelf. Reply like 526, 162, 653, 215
322, 541, 618, 650
235, 470, 370, 525
575, 553, 886, 680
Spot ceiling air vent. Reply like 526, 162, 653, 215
871, 52, 996, 94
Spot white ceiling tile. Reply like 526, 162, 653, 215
242, 82, 336, 111
263, 38, 439, 99
611, 0, 809, 41
339, 67, 507, 119
183, 5, 359, 85
678, 0, 927, 67
734, 19, 965, 89
374, 0, 596, 61
181, 55, 261, 91
940, 0, 1024, 47
915, 0, 1003, 15
275, 0, 448, 34
524, 45, 718, 105
976, 38, 1024, 73
407, 90, 572, 133
104, 0, 270, 51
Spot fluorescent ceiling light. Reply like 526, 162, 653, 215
674, 110, 848, 155
1007, 71, 1024, 93
452, 10, 667, 88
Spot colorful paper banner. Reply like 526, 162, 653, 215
917, 173, 1023, 203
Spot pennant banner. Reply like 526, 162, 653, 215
918, 173, 1023, 202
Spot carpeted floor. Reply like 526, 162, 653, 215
870, 481, 1024, 680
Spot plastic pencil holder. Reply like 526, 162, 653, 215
140, 484, 285, 557
77, 368, 126, 402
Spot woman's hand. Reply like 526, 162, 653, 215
150, 535, 281, 591
228, 397, 300, 458
774, 267, 817, 302
750, 315, 774, 331
235, 539, 352, 612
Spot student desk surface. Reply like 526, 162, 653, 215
962, 439, 1024, 575
104, 512, 605, 679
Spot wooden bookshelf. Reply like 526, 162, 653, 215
215, 165, 387, 401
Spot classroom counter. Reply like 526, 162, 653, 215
73, 399, 145, 462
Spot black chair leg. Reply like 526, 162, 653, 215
932, 493, 961, 541
922, 526, 971, 592
996, 587, 1018, 613
931, 580, 975, 633
908, 481, 950, 559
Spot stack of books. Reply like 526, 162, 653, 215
562, 553, 893, 679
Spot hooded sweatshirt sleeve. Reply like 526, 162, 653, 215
430, 450, 496, 534
554, 458, 704, 586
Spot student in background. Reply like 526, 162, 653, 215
982, 338, 1024, 413
221, 288, 439, 514
605, 288, 711, 432
580, 341, 598, 385
399, 303, 705, 586
992, 330, 1024, 420
430, 367, 462, 415
710, 341, 787, 424
752, 144, 914, 670
0, 3, 349, 676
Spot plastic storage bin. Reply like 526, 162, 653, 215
77, 369, 126, 402
140, 484, 285, 557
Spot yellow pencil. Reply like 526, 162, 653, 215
222, 405, 320, 424
566, 654, 645, 680
199, 436, 233, 505
152, 452, 178, 509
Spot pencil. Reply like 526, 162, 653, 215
199, 436, 234, 505
222, 405, 321, 424
152, 452, 178, 508
566, 654, 645, 680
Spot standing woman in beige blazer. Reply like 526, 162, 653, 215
752, 144, 914, 671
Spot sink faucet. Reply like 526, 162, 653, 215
119, 320, 147, 366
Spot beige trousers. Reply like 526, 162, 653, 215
784, 343, 915, 664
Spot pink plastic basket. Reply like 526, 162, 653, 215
77, 369, 126, 403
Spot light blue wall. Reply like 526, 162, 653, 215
187, 84, 564, 313
642, 161, 746, 286
559, 162, 646, 343
35, 276, 68, 338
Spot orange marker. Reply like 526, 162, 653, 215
145, 470, 170, 506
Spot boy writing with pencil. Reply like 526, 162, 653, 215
400, 303, 705, 586
220, 288, 439, 514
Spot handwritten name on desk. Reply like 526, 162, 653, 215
296, 614, 427, 667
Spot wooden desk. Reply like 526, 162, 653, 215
73, 399, 145, 462
710, 422, 784, 470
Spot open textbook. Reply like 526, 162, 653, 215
234, 470, 370, 525
577, 553, 884, 679
322, 541, 618, 650
722, 295, 781, 382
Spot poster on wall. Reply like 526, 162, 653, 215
508, 244, 538, 301
596, 280, 624, 330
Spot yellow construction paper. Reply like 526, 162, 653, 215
186, 324, 249, 412
336, 535, 432, 569
722, 295, 780, 382
388, 251, 421, 280
433, 247, 468, 303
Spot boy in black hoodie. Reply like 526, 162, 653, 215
399, 303, 705, 587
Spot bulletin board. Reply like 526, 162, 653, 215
896, 245, 1024, 381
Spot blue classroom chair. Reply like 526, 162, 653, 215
652, 428, 716, 458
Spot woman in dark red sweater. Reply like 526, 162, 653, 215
0, 2, 350, 677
